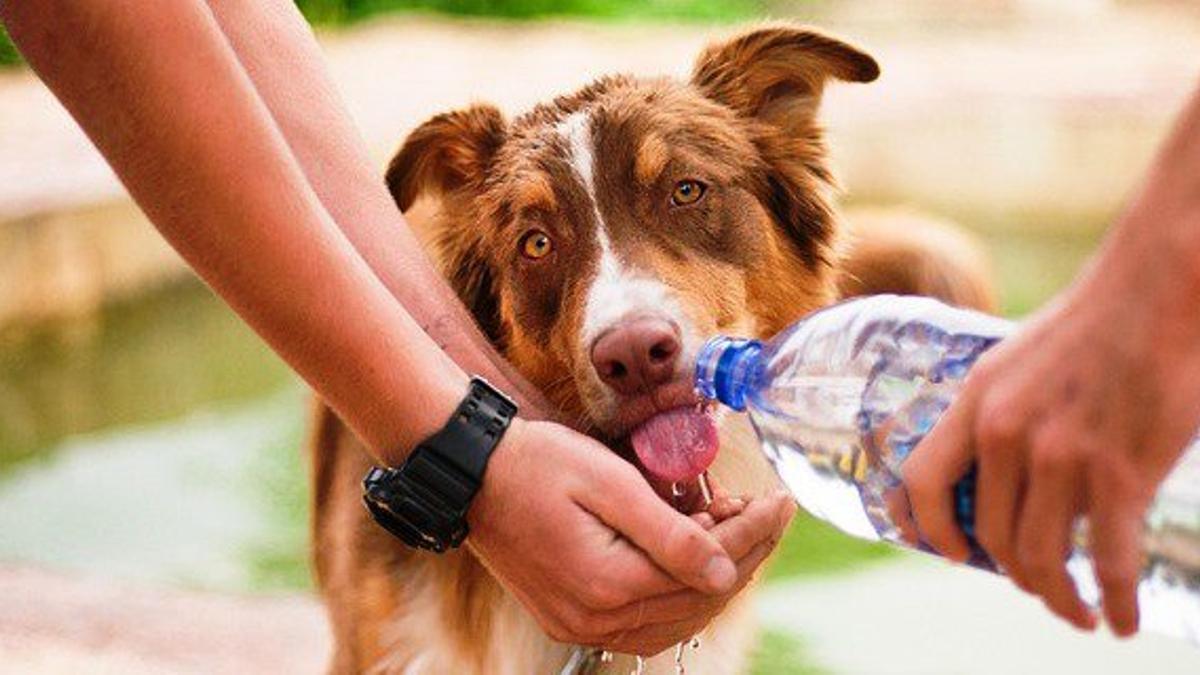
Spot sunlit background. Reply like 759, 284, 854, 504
1, 1, 1199, 672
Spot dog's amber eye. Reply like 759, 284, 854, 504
671, 179, 707, 206
519, 230, 553, 260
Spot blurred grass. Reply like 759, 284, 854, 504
0, 0, 766, 70
750, 629, 828, 675
766, 512, 896, 581
0, 23, 19, 66
295, 0, 764, 23
243, 410, 314, 591
0, 282, 293, 473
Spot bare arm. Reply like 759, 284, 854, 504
0, 0, 467, 460
905, 83, 1200, 636
201, 0, 550, 414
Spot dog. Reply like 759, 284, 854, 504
310, 24, 996, 674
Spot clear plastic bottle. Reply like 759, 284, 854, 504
695, 294, 1200, 644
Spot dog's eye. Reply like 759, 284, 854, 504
519, 230, 553, 260
671, 179, 707, 206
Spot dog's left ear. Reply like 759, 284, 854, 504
385, 105, 508, 343
692, 24, 878, 136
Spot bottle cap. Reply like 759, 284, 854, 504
694, 337, 763, 411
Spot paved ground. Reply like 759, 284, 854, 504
0, 565, 329, 675
5, 558, 1198, 674
758, 556, 1200, 674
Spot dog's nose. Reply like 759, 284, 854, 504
590, 317, 681, 395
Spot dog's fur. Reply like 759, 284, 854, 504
310, 25, 995, 675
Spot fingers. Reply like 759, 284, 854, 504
1015, 437, 1095, 631
1088, 461, 1146, 638
710, 491, 795, 560
708, 496, 747, 523
599, 537, 780, 655
975, 429, 1027, 585
904, 396, 977, 562
588, 464, 736, 594
591, 495, 794, 644
883, 484, 919, 546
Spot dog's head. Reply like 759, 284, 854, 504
387, 25, 878, 484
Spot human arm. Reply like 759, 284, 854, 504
0, 0, 464, 457
1, 0, 792, 653
903, 82, 1200, 636
198, 0, 551, 414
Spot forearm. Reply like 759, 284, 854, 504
202, 0, 552, 416
2, 0, 464, 460
1091, 82, 1200, 298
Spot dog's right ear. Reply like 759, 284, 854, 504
691, 24, 878, 137
692, 26, 878, 269
385, 104, 506, 211
385, 105, 508, 344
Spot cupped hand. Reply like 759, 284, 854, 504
467, 418, 794, 655
902, 247, 1200, 637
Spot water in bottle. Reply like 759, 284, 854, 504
694, 294, 1200, 644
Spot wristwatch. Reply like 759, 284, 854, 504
362, 376, 517, 553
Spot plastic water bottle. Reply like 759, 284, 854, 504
694, 294, 1200, 643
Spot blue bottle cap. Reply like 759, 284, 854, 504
694, 336, 763, 411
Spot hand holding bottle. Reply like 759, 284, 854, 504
904, 83, 1200, 637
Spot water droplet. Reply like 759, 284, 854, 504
600, 651, 613, 663
673, 642, 686, 674
698, 473, 713, 506
631, 655, 645, 675
670, 482, 685, 498
689, 635, 702, 650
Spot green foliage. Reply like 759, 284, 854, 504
295, 0, 762, 24
0, 0, 764, 69
750, 629, 828, 675
0, 281, 293, 473
765, 511, 897, 581
243, 413, 314, 591
0, 22, 21, 66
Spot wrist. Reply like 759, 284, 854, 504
1073, 235, 1200, 366
372, 371, 467, 466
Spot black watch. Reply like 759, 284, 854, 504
362, 376, 517, 553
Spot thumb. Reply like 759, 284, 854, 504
586, 465, 736, 594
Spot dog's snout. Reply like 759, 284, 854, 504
590, 317, 681, 395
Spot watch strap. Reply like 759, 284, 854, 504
362, 376, 517, 552
425, 375, 519, 481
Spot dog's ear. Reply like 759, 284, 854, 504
691, 24, 878, 135
385, 104, 506, 211
385, 105, 507, 343
692, 26, 878, 268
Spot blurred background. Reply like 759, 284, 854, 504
1, 1, 1199, 672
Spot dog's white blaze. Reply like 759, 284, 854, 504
559, 112, 595, 194
557, 112, 623, 303
557, 112, 701, 364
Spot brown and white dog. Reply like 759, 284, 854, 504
311, 24, 995, 674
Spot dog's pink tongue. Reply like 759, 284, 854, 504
631, 408, 719, 482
